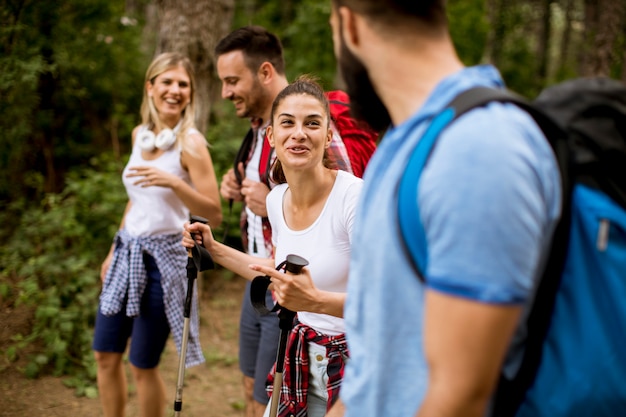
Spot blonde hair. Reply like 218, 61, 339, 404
140, 52, 202, 156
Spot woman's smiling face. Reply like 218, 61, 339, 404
268, 93, 332, 171
146, 65, 191, 127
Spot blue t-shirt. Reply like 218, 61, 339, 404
341, 65, 561, 417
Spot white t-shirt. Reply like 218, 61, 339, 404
266, 170, 363, 335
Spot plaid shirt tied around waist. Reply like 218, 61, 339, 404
99, 228, 204, 367
267, 321, 349, 417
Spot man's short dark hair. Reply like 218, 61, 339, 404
215, 26, 286, 75
332, 0, 447, 34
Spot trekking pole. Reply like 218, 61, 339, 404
250, 254, 309, 417
174, 215, 214, 416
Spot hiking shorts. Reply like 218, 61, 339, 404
92, 254, 171, 369
239, 280, 280, 404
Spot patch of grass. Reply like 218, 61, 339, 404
230, 399, 245, 411
203, 348, 237, 367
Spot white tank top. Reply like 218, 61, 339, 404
122, 125, 194, 237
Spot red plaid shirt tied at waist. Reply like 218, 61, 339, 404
267, 321, 349, 417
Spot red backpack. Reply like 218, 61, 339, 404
326, 90, 378, 178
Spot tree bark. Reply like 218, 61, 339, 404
155, 0, 235, 133
483, 0, 502, 65
622, 12, 626, 83
622, 44, 626, 83
579, 0, 625, 77
36, 4, 58, 194
537, 0, 553, 85
557, 0, 575, 78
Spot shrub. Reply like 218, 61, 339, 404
0, 154, 125, 393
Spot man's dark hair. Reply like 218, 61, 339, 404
215, 26, 286, 75
332, 0, 447, 33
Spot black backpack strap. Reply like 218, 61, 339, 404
449, 87, 555, 131
233, 128, 254, 185
221, 128, 255, 243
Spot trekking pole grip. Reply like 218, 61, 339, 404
249, 254, 309, 315
184, 215, 208, 318
284, 254, 308, 274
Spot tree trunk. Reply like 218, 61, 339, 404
579, 0, 625, 77
36, 5, 58, 194
483, 0, 503, 65
622, 43, 626, 83
618, 6, 626, 84
557, 0, 575, 78
155, 0, 235, 133
536, 0, 553, 85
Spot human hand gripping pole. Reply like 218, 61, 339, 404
249, 254, 309, 417
174, 215, 214, 416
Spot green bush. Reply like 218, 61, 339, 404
0, 154, 125, 392
205, 100, 248, 246
0, 112, 245, 392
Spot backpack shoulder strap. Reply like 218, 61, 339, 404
233, 128, 255, 185
398, 87, 548, 279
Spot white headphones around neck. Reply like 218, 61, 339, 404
137, 121, 182, 151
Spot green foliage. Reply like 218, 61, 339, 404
282, 1, 337, 88
0, 6, 147, 355
450, 1, 563, 98
206, 101, 249, 178
0, 17, 49, 202
0, 0, 146, 204
610, 30, 625, 80
233, 0, 337, 87
205, 100, 248, 245
0, 154, 126, 391
448, 0, 490, 66
495, 3, 543, 98
231, 399, 246, 411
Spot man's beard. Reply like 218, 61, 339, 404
338, 37, 391, 132
237, 77, 269, 121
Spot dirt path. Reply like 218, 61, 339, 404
0, 271, 248, 417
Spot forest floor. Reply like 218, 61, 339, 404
0, 269, 248, 417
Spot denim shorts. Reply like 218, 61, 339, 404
92, 254, 170, 369
239, 280, 280, 403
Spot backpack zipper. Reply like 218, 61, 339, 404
597, 219, 609, 251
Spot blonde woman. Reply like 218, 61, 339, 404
93, 52, 222, 417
